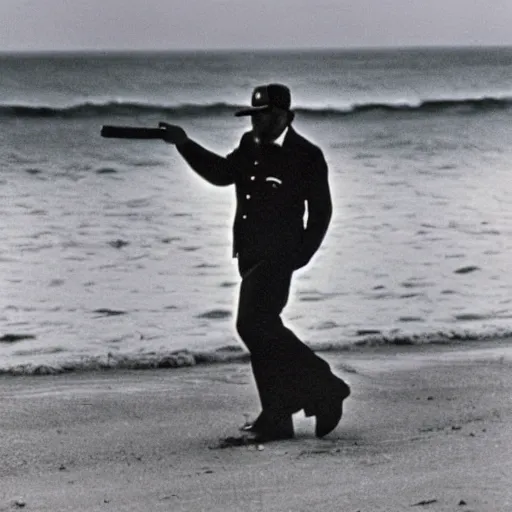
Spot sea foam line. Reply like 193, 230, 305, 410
2, 327, 512, 376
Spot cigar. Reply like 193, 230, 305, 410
100, 125, 165, 139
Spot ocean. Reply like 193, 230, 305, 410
1, 47, 512, 374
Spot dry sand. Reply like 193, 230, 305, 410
1, 342, 511, 512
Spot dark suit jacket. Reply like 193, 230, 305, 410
177, 126, 332, 270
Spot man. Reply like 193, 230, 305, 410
160, 83, 350, 442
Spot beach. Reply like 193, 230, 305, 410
2, 341, 511, 512
1, 47, 512, 511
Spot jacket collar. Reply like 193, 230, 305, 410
240, 125, 299, 153
274, 126, 288, 146
282, 125, 300, 148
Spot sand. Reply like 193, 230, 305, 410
1, 341, 511, 512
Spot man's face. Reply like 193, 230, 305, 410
251, 107, 288, 144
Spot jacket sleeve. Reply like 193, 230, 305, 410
176, 139, 236, 186
295, 150, 333, 269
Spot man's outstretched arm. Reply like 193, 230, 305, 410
160, 122, 234, 187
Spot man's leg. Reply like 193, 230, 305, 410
236, 260, 347, 437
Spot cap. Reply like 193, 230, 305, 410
235, 83, 292, 117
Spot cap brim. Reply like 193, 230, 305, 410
234, 106, 270, 117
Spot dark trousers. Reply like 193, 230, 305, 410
236, 258, 334, 419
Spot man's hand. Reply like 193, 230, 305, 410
159, 122, 188, 145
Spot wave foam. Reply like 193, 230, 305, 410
2, 327, 512, 376
332, 327, 512, 350
0, 347, 250, 376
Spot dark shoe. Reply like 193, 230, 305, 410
240, 411, 294, 441
313, 377, 351, 438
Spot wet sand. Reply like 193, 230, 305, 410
1, 341, 511, 511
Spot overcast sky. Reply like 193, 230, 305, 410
1, 0, 512, 52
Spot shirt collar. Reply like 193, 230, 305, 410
274, 126, 289, 147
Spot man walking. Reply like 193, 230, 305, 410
160, 84, 350, 442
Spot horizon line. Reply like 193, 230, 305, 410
1, 43, 512, 56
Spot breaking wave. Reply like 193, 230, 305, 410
0, 101, 236, 119
1, 347, 250, 376
1, 95, 512, 120
2, 327, 512, 376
